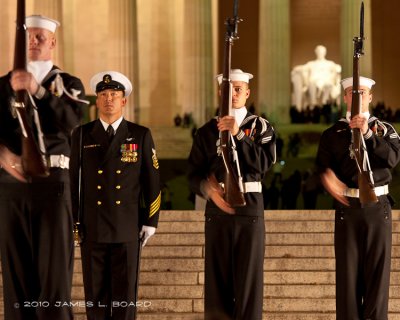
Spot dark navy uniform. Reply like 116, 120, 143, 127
316, 116, 400, 319
70, 118, 160, 319
0, 67, 86, 320
188, 113, 276, 320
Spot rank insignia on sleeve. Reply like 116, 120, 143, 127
152, 148, 159, 169
120, 144, 138, 162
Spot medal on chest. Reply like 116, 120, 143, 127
244, 128, 256, 140
120, 143, 138, 162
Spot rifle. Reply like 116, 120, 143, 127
217, 0, 246, 208
73, 126, 84, 246
13, 0, 49, 178
349, 1, 377, 205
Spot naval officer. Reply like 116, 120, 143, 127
70, 71, 161, 320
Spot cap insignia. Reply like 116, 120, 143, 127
103, 74, 112, 83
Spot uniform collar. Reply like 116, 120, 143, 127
28, 60, 53, 84
99, 116, 124, 133
231, 106, 247, 126
346, 111, 370, 122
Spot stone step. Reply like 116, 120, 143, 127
156, 220, 400, 233
70, 270, 400, 286
267, 245, 400, 258
72, 244, 400, 261
65, 298, 400, 314
71, 284, 400, 301
166, 210, 400, 221
75, 313, 218, 320
148, 232, 339, 246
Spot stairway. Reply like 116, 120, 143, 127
1, 210, 400, 319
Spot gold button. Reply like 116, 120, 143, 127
115, 185, 121, 189
116, 200, 121, 205
97, 185, 102, 190
97, 201, 102, 205
98, 170, 103, 174
116, 170, 121, 174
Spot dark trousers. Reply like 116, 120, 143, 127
335, 196, 392, 320
0, 170, 74, 320
204, 215, 265, 320
81, 240, 139, 320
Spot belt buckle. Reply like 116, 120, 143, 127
345, 188, 358, 198
58, 155, 65, 169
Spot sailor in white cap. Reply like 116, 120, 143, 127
216, 68, 254, 85
316, 76, 400, 319
341, 76, 375, 123
70, 71, 160, 320
26, 14, 60, 33
188, 69, 276, 319
215, 69, 253, 135
11, 14, 87, 102
0, 13, 87, 320
10, 14, 60, 92
90, 70, 133, 97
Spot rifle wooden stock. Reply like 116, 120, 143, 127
349, 1, 377, 205
351, 125, 377, 205
13, 0, 49, 178
15, 105, 49, 177
220, 144, 245, 207
358, 170, 377, 204
217, 0, 246, 208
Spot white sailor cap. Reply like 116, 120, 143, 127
341, 76, 376, 90
90, 71, 133, 97
26, 15, 60, 33
216, 69, 254, 85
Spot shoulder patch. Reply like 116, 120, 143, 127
152, 148, 159, 169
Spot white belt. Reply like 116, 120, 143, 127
220, 181, 262, 193
49, 155, 69, 169
243, 181, 262, 193
342, 184, 389, 198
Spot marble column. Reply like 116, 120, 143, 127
181, 0, 214, 127
0, 2, 14, 74
33, 0, 64, 68
135, 0, 180, 127
340, 0, 373, 80
107, 0, 138, 122
258, 0, 291, 124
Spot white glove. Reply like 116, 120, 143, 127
139, 225, 156, 247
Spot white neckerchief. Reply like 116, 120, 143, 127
100, 116, 123, 134
231, 107, 247, 127
346, 111, 370, 122
28, 60, 53, 84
